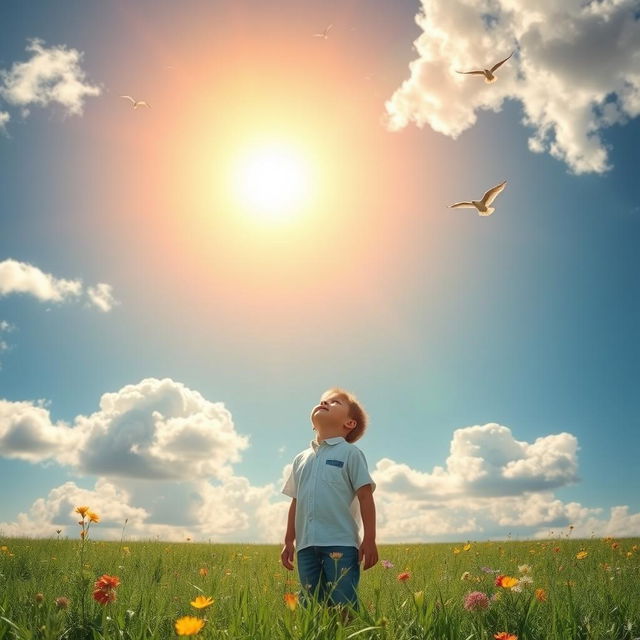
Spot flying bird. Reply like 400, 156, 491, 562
456, 52, 513, 83
313, 24, 333, 39
120, 95, 151, 109
449, 180, 507, 216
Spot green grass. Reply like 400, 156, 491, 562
0, 535, 639, 639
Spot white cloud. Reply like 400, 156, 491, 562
374, 423, 578, 500
0, 38, 101, 116
0, 259, 116, 311
86, 283, 117, 312
0, 476, 287, 543
0, 111, 9, 131
1, 398, 638, 541
385, 0, 640, 173
0, 378, 250, 481
0, 259, 82, 302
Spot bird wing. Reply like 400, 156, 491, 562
449, 202, 476, 209
138, 101, 151, 108
481, 181, 507, 205
490, 52, 513, 73
456, 70, 484, 75
120, 95, 136, 104
325, 24, 333, 33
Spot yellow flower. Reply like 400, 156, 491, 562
283, 593, 298, 611
413, 591, 425, 608
329, 552, 343, 560
190, 596, 214, 609
198, 568, 208, 577
453, 547, 461, 554
576, 551, 588, 560
175, 616, 205, 636
463, 543, 472, 551
535, 588, 548, 602
75, 506, 89, 518
87, 511, 100, 523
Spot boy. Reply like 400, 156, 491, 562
280, 387, 378, 610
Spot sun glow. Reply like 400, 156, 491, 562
232, 144, 312, 222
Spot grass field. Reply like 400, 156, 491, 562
1, 523, 639, 639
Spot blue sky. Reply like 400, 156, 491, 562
1, 0, 639, 543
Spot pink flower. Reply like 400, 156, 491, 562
464, 591, 490, 611
381, 560, 394, 569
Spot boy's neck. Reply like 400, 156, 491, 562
315, 428, 347, 444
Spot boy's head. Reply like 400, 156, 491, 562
310, 387, 368, 443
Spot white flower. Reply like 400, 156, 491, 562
518, 564, 532, 574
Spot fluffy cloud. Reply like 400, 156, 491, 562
0, 378, 249, 481
86, 283, 117, 312
0, 476, 287, 543
1, 394, 638, 540
0, 38, 100, 116
0, 111, 9, 131
385, 0, 640, 173
374, 423, 578, 500
0, 259, 117, 311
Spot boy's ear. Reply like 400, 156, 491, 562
344, 419, 356, 431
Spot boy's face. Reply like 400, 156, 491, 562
310, 392, 355, 436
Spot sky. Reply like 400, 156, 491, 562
1, 0, 639, 544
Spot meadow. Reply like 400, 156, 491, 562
1, 521, 639, 639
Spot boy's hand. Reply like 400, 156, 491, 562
280, 543, 295, 570
359, 539, 378, 570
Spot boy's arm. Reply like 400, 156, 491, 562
356, 484, 378, 570
280, 498, 296, 570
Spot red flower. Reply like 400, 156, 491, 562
92, 574, 120, 605
94, 574, 120, 590
92, 588, 117, 605
397, 572, 411, 582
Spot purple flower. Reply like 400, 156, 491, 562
381, 559, 394, 569
463, 591, 490, 611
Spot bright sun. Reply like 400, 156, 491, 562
232, 143, 311, 222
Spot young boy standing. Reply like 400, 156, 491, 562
280, 388, 378, 609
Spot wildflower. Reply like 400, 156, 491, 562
553, 547, 560, 553
576, 551, 588, 560
463, 543, 472, 551
283, 592, 298, 611
198, 568, 208, 577
55, 597, 70, 609
612, 542, 619, 550
190, 595, 214, 609
34, 593, 45, 603
518, 575, 533, 587
75, 506, 89, 518
122, 546, 131, 555
397, 572, 411, 582
494, 633, 517, 640
175, 616, 205, 636
460, 571, 472, 581
518, 564, 532, 574
463, 591, 490, 611
87, 511, 100, 523
413, 591, 425, 608
481, 566, 498, 574
329, 552, 343, 560
535, 588, 547, 602
92, 574, 120, 605
453, 547, 461, 554
495, 575, 519, 588
380, 559, 394, 569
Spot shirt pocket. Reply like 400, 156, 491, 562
322, 459, 345, 486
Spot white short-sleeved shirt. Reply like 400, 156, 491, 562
281, 436, 376, 551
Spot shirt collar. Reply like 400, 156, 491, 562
311, 436, 345, 451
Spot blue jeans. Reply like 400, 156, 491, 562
297, 546, 360, 607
